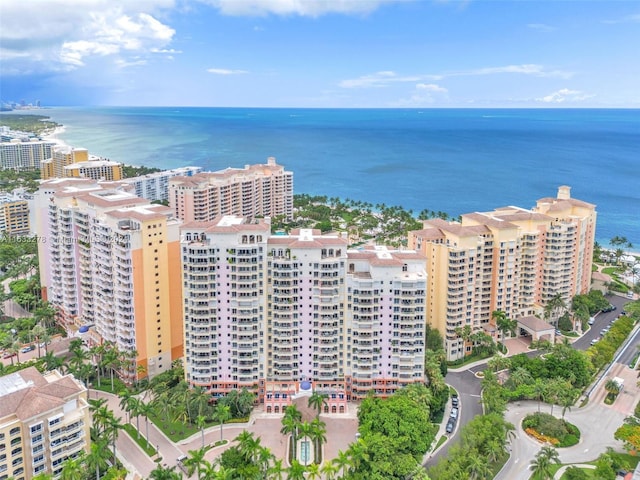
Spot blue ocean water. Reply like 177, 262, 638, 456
41, 107, 640, 247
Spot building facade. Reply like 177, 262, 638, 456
122, 166, 202, 202
169, 158, 293, 223
0, 139, 56, 171
41, 145, 122, 181
408, 186, 596, 360
181, 216, 270, 396
181, 220, 427, 411
34, 179, 183, 380
0, 193, 30, 236
0, 368, 90, 480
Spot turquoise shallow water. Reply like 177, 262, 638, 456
38, 107, 640, 247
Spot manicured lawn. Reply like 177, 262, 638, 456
432, 435, 447, 452
447, 351, 494, 368
122, 423, 157, 456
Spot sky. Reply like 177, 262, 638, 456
1, 0, 639, 108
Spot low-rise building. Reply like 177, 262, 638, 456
0, 368, 90, 479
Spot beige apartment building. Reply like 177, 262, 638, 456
0, 194, 30, 236
34, 179, 183, 380
41, 145, 122, 181
169, 157, 293, 223
408, 186, 596, 360
0, 368, 90, 480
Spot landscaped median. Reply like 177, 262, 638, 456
522, 412, 580, 448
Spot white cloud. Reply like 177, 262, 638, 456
464, 64, 572, 79
537, 88, 595, 103
340, 64, 572, 89
416, 83, 447, 93
339, 71, 434, 88
207, 68, 249, 75
391, 83, 448, 107
0, 1, 176, 74
199, 0, 397, 17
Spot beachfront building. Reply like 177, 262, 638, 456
169, 157, 293, 223
41, 145, 123, 181
0, 138, 56, 171
0, 192, 30, 236
34, 179, 183, 380
64, 159, 123, 181
121, 166, 202, 202
0, 367, 90, 479
181, 220, 426, 411
408, 186, 597, 360
181, 216, 270, 396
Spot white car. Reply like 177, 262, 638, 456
590, 338, 599, 346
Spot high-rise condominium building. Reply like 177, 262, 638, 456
121, 166, 202, 202
345, 246, 427, 399
181, 216, 270, 396
0, 367, 90, 480
0, 139, 56, 171
34, 179, 183, 379
181, 219, 426, 411
169, 157, 293, 223
41, 145, 122, 181
408, 186, 596, 360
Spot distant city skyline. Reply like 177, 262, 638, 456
1, 0, 639, 108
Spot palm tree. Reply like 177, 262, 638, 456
310, 418, 327, 463
60, 455, 85, 480
530, 445, 561, 480
235, 430, 261, 463
306, 463, 322, 480
138, 400, 155, 444
148, 464, 182, 480
532, 378, 547, 412
308, 391, 328, 418
605, 378, 622, 397
196, 414, 207, 449
544, 293, 567, 327
333, 449, 351, 479
466, 450, 492, 480
268, 459, 287, 480
297, 421, 314, 466
105, 412, 124, 461
185, 447, 207, 479
42, 349, 63, 371
286, 460, 307, 480
280, 409, 300, 461
86, 438, 111, 480
214, 403, 231, 442
493, 310, 517, 346
345, 438, 369, 474
31, 323, 47, 358
320, 460, 339, 480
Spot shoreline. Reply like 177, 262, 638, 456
41, 125, 69, 147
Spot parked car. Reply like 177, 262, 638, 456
20, 345, 35, 353
554, 329, 562, 336
2, 351, 16, 359
590, 338, 599, 346
451, 396, 459, 408
588, 317, 595, 325
450, 407, 459, 419
445, 419, 455, 434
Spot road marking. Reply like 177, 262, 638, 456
584, 448, 589, 453
470, 394, 481, 398
515, 458, 519, 464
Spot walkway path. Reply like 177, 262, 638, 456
553, 464, 596, 479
